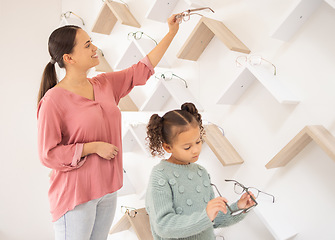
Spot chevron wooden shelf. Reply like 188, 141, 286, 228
92, 1, 140, 35
95, 49, 113, 73
177, 16, 250, 61
109, 208, 153, 240
266, 125, 335, 169
119, 95, 139, 111
203, 124, 244, 166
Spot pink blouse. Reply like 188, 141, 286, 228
37, 57, 154, 221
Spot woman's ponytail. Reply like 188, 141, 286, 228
37, 62, 58, 104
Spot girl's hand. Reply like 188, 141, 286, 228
167, 14, 179, 35
237, 192, 256, 210
95, 142, 119, 160
206, 197, 228, 221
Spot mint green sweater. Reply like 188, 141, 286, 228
145, 160, 247, 240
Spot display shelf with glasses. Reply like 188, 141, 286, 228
92, 1, 140, 35
95, 49, 113, 73
114, 37, 170, 70
177, 16, 250, 61
203, 124, 244, 166
59, 11, 86, 28
266, 125, 335, 169
109, 207, 153, 240
122, 123, 148, 155
139, 74, 203, 112
270, 0, 323, 41
145, 0, 180, 23
217, 58, 300, 105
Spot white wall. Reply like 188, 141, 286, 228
1, 0, 335, 239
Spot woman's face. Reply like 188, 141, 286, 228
69, 29, 99, 70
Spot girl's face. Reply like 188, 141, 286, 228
68, 29, 99, 70
164, 125, 202, 165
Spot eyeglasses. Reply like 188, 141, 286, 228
61, 11, 85, 26
121, 206, 138, 218
175, 7, 215, 23
127, 31, 158, 45
235, 55, 277, 76
155, 72, 188, 88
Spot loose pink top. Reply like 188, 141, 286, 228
37, 57, 154, 221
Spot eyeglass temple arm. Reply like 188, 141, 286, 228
188, 7, 215, 13
172, 74, 188, 88
258, 190, 275, 203
261, 58, 277, 75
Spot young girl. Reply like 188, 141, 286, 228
145, 102, 255, 239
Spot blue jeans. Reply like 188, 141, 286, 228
53, 192, 117, 240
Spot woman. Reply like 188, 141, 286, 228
37, 15, 179, 240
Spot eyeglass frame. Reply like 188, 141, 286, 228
235, 55, 277, 76
225, 179, 275, 203
175, 7, 215, 23
121, 205, 138, 218
61, 11, 85, 26
127, 31, 158, 45
155, 72, 188, 88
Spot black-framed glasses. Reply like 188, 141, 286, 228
61, 11, 85, 26
235, 55, 277, 76
225, 179, 275, 203
155, 71, 188, 88
121, 206, 137, 218
127, 31, 158, 45
175, 7, 215, 23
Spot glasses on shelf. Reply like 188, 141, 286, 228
121, 206, 137, 218
127, 31, 158, 45
235, 55, 277, 76
175, 7, 215, 23
61, 11, 85, 26
155, 72, 188, 88
102, 0, 129, 9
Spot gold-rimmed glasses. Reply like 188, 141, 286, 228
61, 11, 85, 26
175, 7, 215, 23
155, 72, 188, 88
235, 55, 277, 76
127, 31, 158, 45
121, 206, 138, 218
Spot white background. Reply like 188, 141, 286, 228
1, 0, 335, 239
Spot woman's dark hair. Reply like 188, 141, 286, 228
37, 25, 81, 104
146, 102, 205, 157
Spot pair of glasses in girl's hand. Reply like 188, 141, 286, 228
121, 206, 137, 218
175, 7, 214, 23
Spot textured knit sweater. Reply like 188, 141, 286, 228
37, 57, 154, 222
146, 160, 247, 240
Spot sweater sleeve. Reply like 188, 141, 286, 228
97, 56, 154, 105
146, 169, 213, 239
37, 96, 87, 171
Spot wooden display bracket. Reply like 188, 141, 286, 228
115, 39, 170, 70
139, 79, 203, 112
271, 0, 323, 41
95, 49, 113, 73
92, 1, 140, 35
203, 124, 244, 166
217, 64, 300, 105
109, 208, 153, 240
123, 123, 148, 155
266, 125, 335, 169
177, 16, 250, 61
119, 95, 139, 111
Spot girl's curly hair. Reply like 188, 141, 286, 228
146, 102, 205, 157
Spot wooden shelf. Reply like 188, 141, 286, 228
109, 208, 153, 240
95, 49, 113, 73
140, 79, 203, 112
119, 95, 139, 111
217, 64, 300, 105
92, 1, 140, 35
177, 16, 250, 61
115, 39, 170, 70
203, 124, 244, 166
146, 0, 179, 23
254, 202, 298, 240
123, 123, 148, 155
266, 125, 335, 169
271, 0, 323, 41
